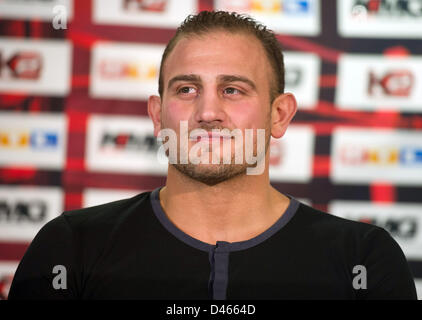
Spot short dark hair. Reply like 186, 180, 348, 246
158, 10, 285, 103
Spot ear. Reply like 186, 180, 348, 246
270, 93, 297, 139
147, 95, 162, 137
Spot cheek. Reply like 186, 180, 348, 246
229, 102, 268, 130
162, 100, 190, 128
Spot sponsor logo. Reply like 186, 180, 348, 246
0, 38, 71, 96
0, 130, 59, 150
283, 0, 312, 13
0, 200, 47, 223
338, 0, 422, 38
100, 131, 160, 153
368, 69, 414, 97
351, 0, 422, 18
216, 0, 312, 14
336, 54, 422, 112
329, 201, 422, 260
86, 115, 167, 174
93, 0, 197, 28
338, 145, 422, 166
331, 129, 422, 185
98, 59, 157, 81
0, 0, 73, 21
123, 0, 168, 12
0, 51, 42, 80
90, 42, 163, 100
269, 126, 315, 183
215, 0, 320, 35
0, 113, 67, 169
284, 52, 320, 109
0, 187, 63, 242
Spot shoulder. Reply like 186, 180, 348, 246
293, 201, 385, 241
292, 201, 417, 299
289, 200, 405, 262
29, 190, 154, 268
60, 190, 151, 230
33, 190, 153, 250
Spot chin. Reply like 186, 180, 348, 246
172, 163, 248, 186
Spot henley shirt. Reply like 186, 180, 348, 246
8, 186, 417, 300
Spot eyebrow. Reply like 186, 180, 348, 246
167, 74, 256, 91
218, 75, 256, 91
167, 74, 201, 90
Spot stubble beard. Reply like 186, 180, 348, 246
165, 121, 272, 187
172, 154, 249, 186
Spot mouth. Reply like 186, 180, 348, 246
189, 132, 233, 142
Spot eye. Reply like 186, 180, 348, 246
223, 87, 241, 95
177, 86, 196, 95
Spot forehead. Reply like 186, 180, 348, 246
163, 31, 272, 86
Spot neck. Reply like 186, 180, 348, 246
159, 162, 290, 245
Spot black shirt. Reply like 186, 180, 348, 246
8, 187, 417, 300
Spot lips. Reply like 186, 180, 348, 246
189, 132, 233, 142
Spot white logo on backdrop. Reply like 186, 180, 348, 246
93, 0, 197, 28
338, 0, 422, 38
331, 128, 422, 185
90, 42, 164, 100
0, 186, 63, 242
336, 54, 422, 112
0, 112, 67, 169
0, 38, 72, 96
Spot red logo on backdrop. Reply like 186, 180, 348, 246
123, 0, 168, 12
0, 51, 42, 79
368, 70, 414, 97
269, 139, 283, 166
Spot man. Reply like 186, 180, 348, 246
8, 11, 417, 300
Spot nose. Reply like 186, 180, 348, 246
193, 87, 226, 127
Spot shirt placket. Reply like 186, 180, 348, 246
208, 241, 231, 300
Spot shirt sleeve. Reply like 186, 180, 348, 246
8, 214, 79, 300
357, 226, 417, 300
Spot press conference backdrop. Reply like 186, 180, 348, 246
0, 0, 422, 300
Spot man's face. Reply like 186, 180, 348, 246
158, 31, 275, 185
